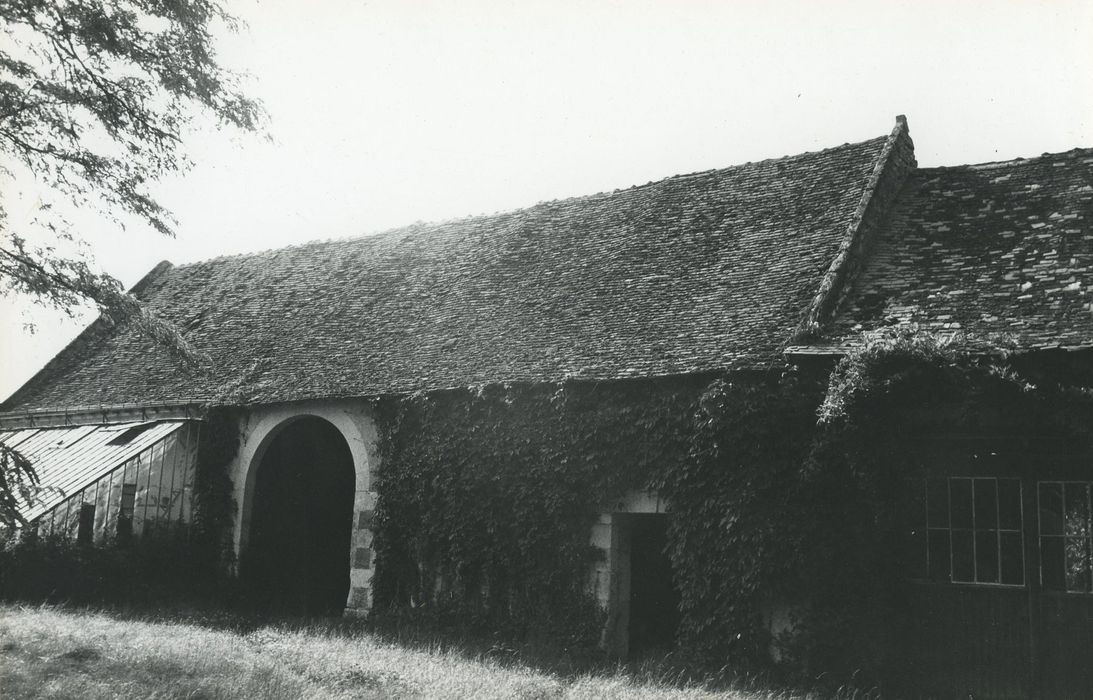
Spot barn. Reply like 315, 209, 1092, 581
2, 115, 1092, 697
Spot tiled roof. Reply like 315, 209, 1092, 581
829, 149, 1093, 350
3, 134, 891, 410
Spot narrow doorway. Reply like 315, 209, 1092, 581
627, 514, 681, 656
245, 417, 355, 616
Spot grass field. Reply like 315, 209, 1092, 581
0, 605, 825, 699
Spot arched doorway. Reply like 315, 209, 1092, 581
244, 416, 355, 615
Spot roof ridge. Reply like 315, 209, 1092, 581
170, 133, 892, 271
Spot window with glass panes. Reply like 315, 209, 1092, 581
1038, 482, 1093, 592
907, 477, 1024, 585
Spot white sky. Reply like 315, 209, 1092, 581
2, 0, 1092, 401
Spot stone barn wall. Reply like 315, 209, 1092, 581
226, 399, 381, 615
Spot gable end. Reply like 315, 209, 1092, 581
796, 115, 917, 340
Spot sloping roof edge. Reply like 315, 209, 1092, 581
784, 343, 1093, 362
0, 401, 206, 430
1, 261, 178, 411
795, 115, 917, 340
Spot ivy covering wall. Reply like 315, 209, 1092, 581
371, 377, 705, 652
371, 332, 1093, 683
6, 333, 1089, 684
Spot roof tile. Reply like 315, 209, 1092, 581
829, 148, 1093, 350
4, 136, 889, 410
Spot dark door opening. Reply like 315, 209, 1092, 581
628, 514, 680, 656
245, 417, 355, 616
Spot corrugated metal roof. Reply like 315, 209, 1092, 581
0, 428, 42, 450
0, 421, 192, 522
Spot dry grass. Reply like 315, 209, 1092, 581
0, 605, 813, 699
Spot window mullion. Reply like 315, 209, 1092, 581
948, 478, 955, 583
924, 479, 930, 578
971, 478, 978, 582
1035, 483, 1040, 589
995, 477, 1002, 583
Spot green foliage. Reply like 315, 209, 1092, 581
0, 530, 225, 607
0, 0, 263, 529
649, 370, 824, 668
369, 367, 902, 675
818, 329, 1018, 429
372, 378, 704, 653
0, 0, 263, 353
788, 331, 1093, 680
820, 329, 1093, 442
191, 406, 241, 573
0, 409, 240, 609
0, 441, 37, 528
370, 330, 1093, 683
1, 0, 263, 239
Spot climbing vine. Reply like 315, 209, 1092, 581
368, 329, 1093, 680
708, 330, 1093, 681
371, 377, 704, 651
650, 368, 825, 669
191, 406, 242, 576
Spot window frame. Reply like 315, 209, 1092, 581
913, 476, 1025, 588
116, 482, 137, 543
77, 502, 96, 545
1037, 480, 1093, 594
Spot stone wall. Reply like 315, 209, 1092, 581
226, 398, 381, 616
588, 490, 668, 657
